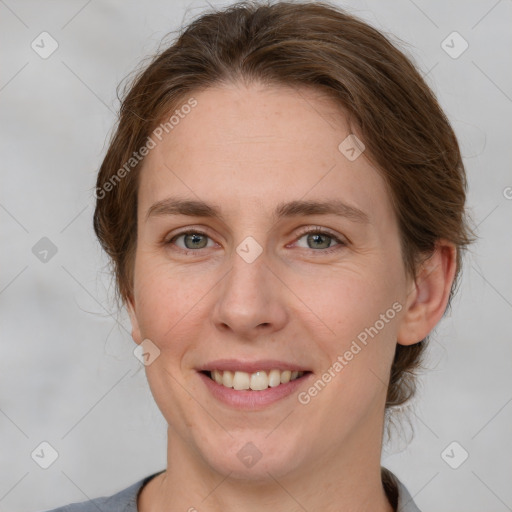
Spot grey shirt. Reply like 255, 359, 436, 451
41, 468, 421, 512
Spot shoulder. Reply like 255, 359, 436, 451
382, 466, 422, 512
39, 471, 165, 512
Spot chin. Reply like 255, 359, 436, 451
196, 432, 306, 481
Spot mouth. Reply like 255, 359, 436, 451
200, 369, 312, 391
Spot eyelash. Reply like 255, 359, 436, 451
164, 226, 346, 256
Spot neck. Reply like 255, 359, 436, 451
139, 414, 394, 512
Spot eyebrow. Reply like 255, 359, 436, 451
145, 196, 370, 224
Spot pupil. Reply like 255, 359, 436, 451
309, 233, 329, 249
186, 233, 206, 249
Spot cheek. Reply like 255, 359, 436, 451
132, 259, 204, 353
309, 268, 400, 386
305, 293, 399, 431
304, 268, 394, 341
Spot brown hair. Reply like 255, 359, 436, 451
93, 0, 476, 412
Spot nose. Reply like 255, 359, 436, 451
211, 247, 288, 340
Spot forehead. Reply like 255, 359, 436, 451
137, 83, 395, 228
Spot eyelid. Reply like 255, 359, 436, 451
290, 225, 347, 253
165, 227, 218, 247
164, 225, 347, 252
293, 225, 346, 243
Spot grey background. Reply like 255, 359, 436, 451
1, 0, 511, 511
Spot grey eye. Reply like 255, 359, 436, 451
181, 233, 209, 249
304, 233, 333, 249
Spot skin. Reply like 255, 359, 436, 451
127, 82, 457, 512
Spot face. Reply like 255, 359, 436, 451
127, 82, 414, 480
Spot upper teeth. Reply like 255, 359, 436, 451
210, 369, 305, 391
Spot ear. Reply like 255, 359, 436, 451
397, 240, 457, 346
126, 294, 143, 345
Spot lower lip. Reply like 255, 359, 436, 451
198, 371, 312, 410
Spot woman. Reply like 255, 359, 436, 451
44, 1, 475, 511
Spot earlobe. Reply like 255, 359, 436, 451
397, 240, 457, 346
126, 295, 142, 345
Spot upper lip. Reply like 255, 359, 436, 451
196, 359, 311, 373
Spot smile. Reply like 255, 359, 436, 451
203, 369, 308, 391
